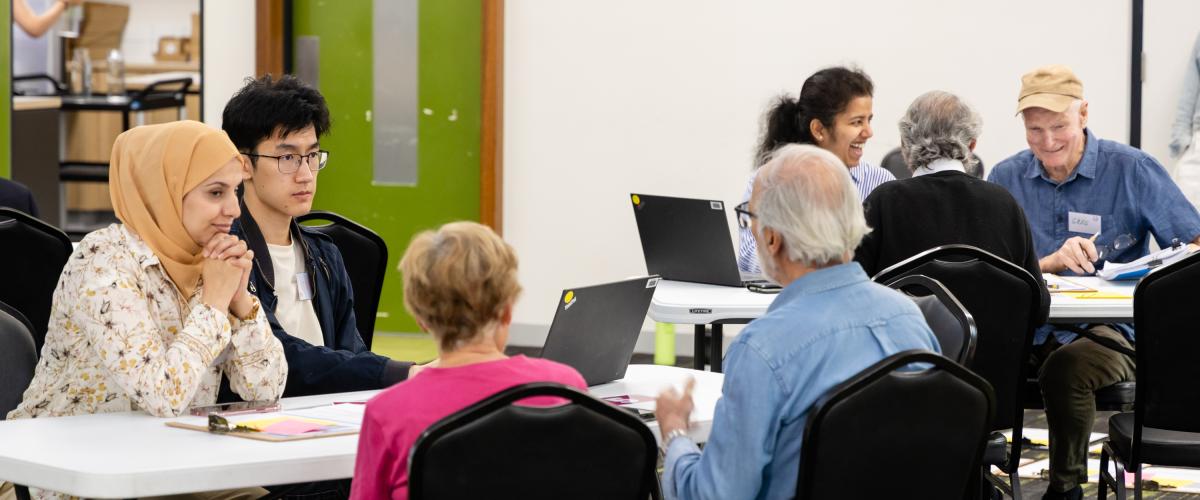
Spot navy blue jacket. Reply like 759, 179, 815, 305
232, 204, 411, 397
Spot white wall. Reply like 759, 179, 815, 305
201, 0, 255, 128
104, 0, 198, 64
503, 0, 1132, 349
1141, 2, 1200, 166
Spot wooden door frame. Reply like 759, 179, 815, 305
481, 0, 504, 233
255, 0, 504, 232
255, 0, 285, 78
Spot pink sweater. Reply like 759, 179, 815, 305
349, 355, 587, 500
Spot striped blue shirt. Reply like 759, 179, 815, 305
737, 162, 894, 274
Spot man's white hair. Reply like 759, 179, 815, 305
754, 144, 871, 267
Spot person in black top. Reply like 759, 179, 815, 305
0, 178, 39, 217
854, 90, 1042, 284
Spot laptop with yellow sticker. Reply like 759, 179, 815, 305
539, 276, 659, 386
630, 193, 767, 287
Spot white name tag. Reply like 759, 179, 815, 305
1068, 211, 1102, 235
295, 272, 314, 301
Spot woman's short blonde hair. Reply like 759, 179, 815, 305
399, 221, 522, 351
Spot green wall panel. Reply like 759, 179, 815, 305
293, 0, 483, 333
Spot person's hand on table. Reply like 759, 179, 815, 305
408, 359, 439, 378
1041, 236, 1099, 274
655, 377, 696, 440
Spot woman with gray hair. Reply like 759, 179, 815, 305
852, 91, 1043, 283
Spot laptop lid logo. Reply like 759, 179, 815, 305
710, 201, 723, 210
563, 290, 577, 310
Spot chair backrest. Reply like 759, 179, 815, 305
872, 245, 1042, 440
295, 211, 387, 348
409, 383, 659, 500
880, 147, 911, 180
0, 208, 72, 353
885, 274, 977, 365
0, 301, 39, 419
1132, 251, 1200, 448
797, 350, 995, 500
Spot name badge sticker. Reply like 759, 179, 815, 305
1067, 212, 1101, 235
295, 272, 314, 301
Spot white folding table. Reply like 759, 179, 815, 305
648, 276, 1136, 372
0, 365, 721, 498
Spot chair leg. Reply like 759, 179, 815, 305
983, 468, 1005, 498
1133, 467, 1142, 500
1112, 456, 1128, 500
1009, 469, 1022, 500
1098, 445, 1110, 500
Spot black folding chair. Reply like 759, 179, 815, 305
296, 210, 387, 348
0, 300, 37, 418
409, 382, 660, 500
0, 208, 73, 353
797, 350, 995, 499
884, 274, 977, 365
874, 245, 1045, 499
1099, 251, 1200, 499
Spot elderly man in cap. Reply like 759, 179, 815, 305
990, 65, 1200, 499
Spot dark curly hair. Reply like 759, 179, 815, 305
755, 66, 873, 166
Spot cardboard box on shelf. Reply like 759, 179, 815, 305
69, 2, 130, 62
155, 37, 189, 62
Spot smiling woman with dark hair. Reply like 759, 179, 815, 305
737, 66, 894, 274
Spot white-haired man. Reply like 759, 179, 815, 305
654, 144, 940, 500
990, 65, 1200, 499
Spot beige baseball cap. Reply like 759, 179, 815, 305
1016, 64, 1084, 114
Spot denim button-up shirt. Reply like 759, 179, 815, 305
989, 129, 1200, 343
661, 262, 939, 500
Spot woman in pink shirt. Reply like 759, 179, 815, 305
349, 222, 586, 500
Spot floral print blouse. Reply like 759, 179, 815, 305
7, 224, 288, 420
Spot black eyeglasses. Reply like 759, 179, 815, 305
734, 201, 757, 229
244, 150, 330, 174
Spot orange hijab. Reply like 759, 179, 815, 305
108, 120, 241, 298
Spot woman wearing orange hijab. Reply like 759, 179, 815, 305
8, 121, 287, 423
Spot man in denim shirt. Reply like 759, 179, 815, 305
990, 65, 1200, 499
655, 144, 939, 500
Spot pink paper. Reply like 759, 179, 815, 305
262, 419, 327, 435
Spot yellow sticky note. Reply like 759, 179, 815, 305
1065, 292, 1133, 300
236, 416, 335, 431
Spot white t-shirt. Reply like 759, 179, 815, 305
266, 241, 325, 347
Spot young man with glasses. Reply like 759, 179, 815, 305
223, 74, 418, 399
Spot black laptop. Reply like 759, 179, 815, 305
630, 193, 767, 287
539, 276, 659, 386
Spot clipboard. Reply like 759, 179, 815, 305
1043, 274, 1096, 293
166, 402, 366, 442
